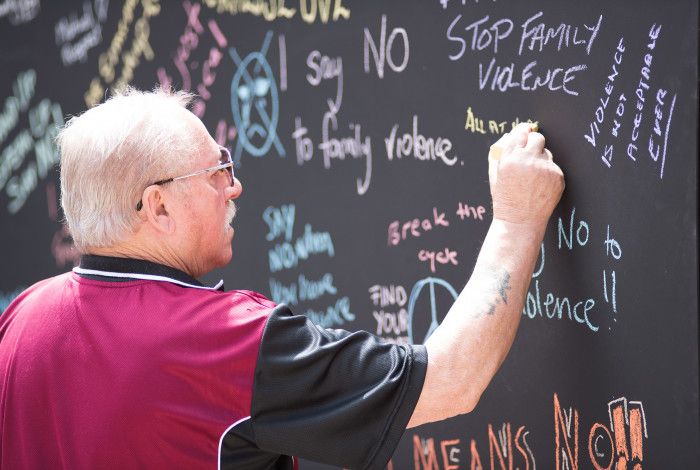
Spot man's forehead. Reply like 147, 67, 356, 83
195, 141, 223, 168
179, 110, 220, 165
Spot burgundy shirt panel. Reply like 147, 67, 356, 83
0, 273, 271, 469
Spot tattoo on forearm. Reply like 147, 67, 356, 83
498, 272, 511, 305
484, 269, 512, 316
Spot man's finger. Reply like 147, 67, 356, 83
510, 122, 533, 149
489, 123, 538, 161
524, 132, 546, 153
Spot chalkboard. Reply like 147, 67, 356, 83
1, 1, 698, 467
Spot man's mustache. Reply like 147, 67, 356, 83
226, 201, 237, 227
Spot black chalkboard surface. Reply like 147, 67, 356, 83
1, 1, 698, 467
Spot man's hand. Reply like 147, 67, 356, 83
489, 123, 565, 230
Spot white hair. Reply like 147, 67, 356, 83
57, 87, 198, 252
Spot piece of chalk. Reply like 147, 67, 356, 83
488, 123, 539, 161
488, 144, 503, 161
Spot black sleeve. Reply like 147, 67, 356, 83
250, 304, 428, 469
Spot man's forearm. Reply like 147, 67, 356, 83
407, 123, 563, 428
408, 219, 544, 427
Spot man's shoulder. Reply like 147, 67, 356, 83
3, 272, 73, 312
226, 289, 277, 309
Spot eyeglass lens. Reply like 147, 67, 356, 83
220, 147, 234, 185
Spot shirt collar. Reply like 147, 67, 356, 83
73, 255, 225, 291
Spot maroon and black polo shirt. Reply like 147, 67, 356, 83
0, 255, 428, 469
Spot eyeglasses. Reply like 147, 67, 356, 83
136, 147, 234, 211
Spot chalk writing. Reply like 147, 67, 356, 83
301, 296, 355, 328
447, 11, 599, 95
446, 11, 601, 58
455, 201, 486, 221
306, 50, 343, 112
413, 435, 448, 469
269, 272, 337, 306
388, 208, 450, 246
320, 111, 372, 195
268, 277, 297, 305
584, 37, 626, 161
156, 2, 237, 148
386, 202, 486, 273
292, 117, 313, 164
364, 15, 409, 79
521, 207, 626, 333
478, 58, 587, 95
0, 0, 39, 25
369, 284, 408, 308
54, 0, 109, 66
555, 394, 648, 470
647, 88, 676, 179
0, 70, 34, 146
602, 225, 622, 316
371, 293, 409, 344
263, 204, 334, 272
229, 31, 285, 164
464, 105, 538, 135
582, 22, 676, 178
554, 393, 579, 470
557, 206, 590, 250
409, 393, 649, 469
84, 0, 160, 107
447, 14, 514, 58
300, 0, 349, 23
518, 12, 602, 56
385, 115, 457, 166
202, 0, 349, 24
263, 203, 295, 242
267, 223, 334, 272
413, 423, 536, 470
262, 273, 353, 328
204, 0, 294, 21
627, 24, 662, 162
293, 108, 373, 196
292, 28, 392, 196
418, 247, 459, 273
263, 203, 352, 328
0, 70, 64, 215
523, 278, 598, 332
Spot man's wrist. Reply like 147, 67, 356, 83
489, 217, 547, 245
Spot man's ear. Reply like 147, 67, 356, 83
139, 186, 176, 234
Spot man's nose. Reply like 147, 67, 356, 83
226, 178, 243, 201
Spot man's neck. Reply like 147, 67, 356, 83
86, 242, 194, 279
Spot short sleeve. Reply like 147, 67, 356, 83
249, 305, 428, 469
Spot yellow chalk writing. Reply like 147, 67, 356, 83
84, 0, 160, 107
202, 0, 349, 24
465, 105, 538, 135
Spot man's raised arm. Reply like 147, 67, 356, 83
408, 123, 565, 428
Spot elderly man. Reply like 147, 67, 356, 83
0, 88, 563, 469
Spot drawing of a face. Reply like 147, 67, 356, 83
229, 31, 285, 164
236, 76, 270, 133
